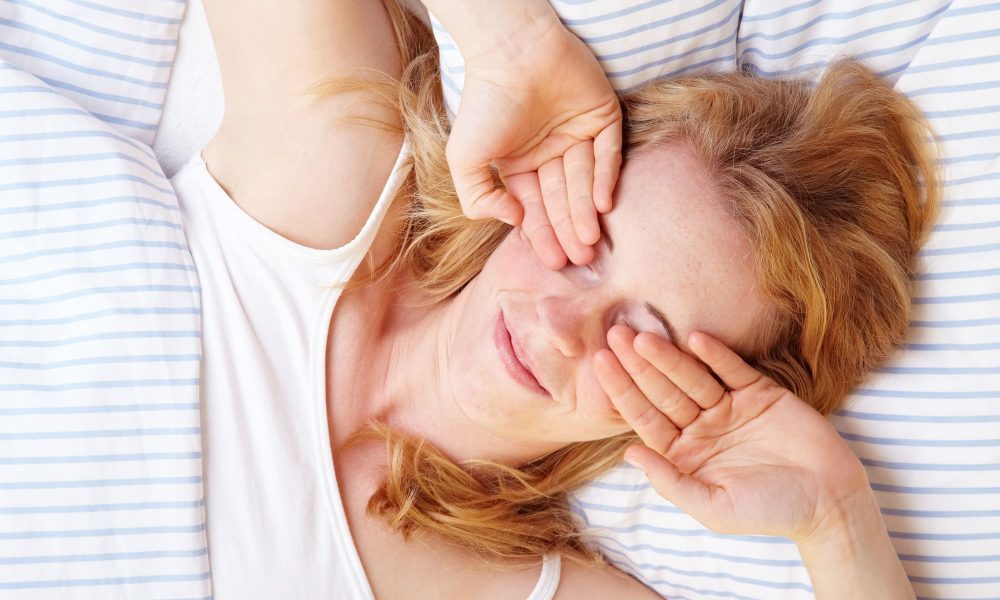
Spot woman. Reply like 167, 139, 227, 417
174, 0, 938, 597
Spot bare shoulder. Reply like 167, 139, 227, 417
554, 559, 664, 600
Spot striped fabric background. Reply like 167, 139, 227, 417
0, 1, 210, 599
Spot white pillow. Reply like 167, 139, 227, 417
0, 2, 210, 597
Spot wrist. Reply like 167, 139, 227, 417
420, 0, 564, 66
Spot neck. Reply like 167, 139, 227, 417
339, 273, 558, 468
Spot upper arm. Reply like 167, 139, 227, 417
200, 0, 408, 250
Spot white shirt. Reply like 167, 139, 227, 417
171, 143, 561, 599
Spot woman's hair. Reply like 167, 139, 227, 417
321, 0, 941, 567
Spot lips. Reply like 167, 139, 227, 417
495, 309, 550, 396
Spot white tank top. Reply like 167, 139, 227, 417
170, 142, 562, 599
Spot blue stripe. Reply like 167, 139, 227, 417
596, 546, 812, 592
0, 196, 178, 217
0, 476, 202, 490
0, 330, 199, 348
905, 53, 1000, 76
0, 499, 203, 515
89, 110, 157, 131
911, 316, 1000, 327
0, 172, 172, 194
0, 378, 199, 392
0, 428, 201, 443
747, 31, 931, 78
741, 0, 822, 23
932, 220, 1000, 232
914, 268, 1000, 280
0, 284, 198, 306
574, 499, 684, 514
0, 262, 194, 286
892, 530, 1000, 540
605, 26, 737, 79
0, 129, 156, 160
620, 53, 735, 90
905, 341, 1000, 350
583, 520, 794, 545
944, 171, 1000, 186
0, 306, 199, 326
940, 1, 1000, 19
0, 17, 174, 67
0, 524, 204, 540
1, 220, 183, 241
595, 5, 738, 62
913, 291, 1000, 303
0, 353, 200, 369
840, 431, 1000, 447
853, 388, 1000, 399
925, 103, 1000, 119
0, 548, 207, 566
882, 507, 1000, 518
581, 533, 803, 567
0, 41, 167, 89
0, 572, 211, 590
738, 0, 924, 43
873, 483, 1000, 494
936, 128, 1000, 142
876, 366, 1000, 375
738, 5, 949, 61
907, 79, 1000, 98
2, 0, 177, 46
34, 73, 162, 109
938, 152, 1000, 165
0, 451, 201, 465
0, 403, 200, 416
61, 0, 183, 25
586, 479, 651, 492
861, 458, 1000, 471
923, 25, 1000, 48
943, 197, 1000, 207
581, 0, 731, 44
560, 0, 686, 27
910, 574, 1000, 585
0, 151, 166, 179
837, 410, 1000, 423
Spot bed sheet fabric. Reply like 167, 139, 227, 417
0, 2, 210, 599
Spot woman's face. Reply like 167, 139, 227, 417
443, 140, 771, 447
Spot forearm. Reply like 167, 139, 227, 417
797, 490, 913, 599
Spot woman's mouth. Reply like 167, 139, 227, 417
494, 309, 549, 396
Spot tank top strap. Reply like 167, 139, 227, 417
525, 553, 562, 600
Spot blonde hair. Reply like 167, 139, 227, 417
323, 1, 941, 567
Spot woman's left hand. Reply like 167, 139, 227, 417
593, 325, 872, 543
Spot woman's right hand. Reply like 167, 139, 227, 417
422, 0, 623, 270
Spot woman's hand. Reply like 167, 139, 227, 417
594, 326, 915, 598
422, 0, 623, 270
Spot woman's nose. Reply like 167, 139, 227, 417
536, 295, 592, 358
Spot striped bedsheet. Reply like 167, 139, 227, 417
0, 1, 210, 598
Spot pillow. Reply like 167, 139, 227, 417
564, 2, 1000, 599
0, 2, 210, 597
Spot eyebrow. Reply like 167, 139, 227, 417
598, 214, 681, 344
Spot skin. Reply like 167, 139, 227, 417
333, 139, 771, 466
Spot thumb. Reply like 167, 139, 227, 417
625, 445, 716, 522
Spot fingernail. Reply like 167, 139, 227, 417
498, 216, 515, 226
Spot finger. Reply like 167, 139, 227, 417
594, 348, 680, 455
607, 325, 701, 428
563, 141, 600, 246
633, 332, 727, 410
624, 445, 718, 527
688, 331, 764, 391
503, 172, 567, 270
592, 120, 623, 213
538, 158, 595, 266
446, 143, 523, 225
